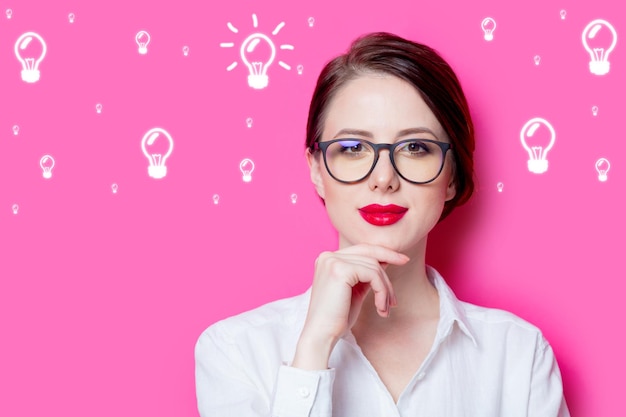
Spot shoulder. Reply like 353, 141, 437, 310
461, 301, 550, 350
197, 289, 310, 348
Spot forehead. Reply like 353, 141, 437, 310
322, 74, 447, 140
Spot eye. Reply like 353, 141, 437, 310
337, 140, 365, 153
398, 140, 430, 155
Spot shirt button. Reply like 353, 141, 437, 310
298, 387, 310, 398
417, 372, 426, 381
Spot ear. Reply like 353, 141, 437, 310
445, 177, 456, 202
306, 148, 326, 200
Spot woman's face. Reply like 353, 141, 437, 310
307, 74, 456, 255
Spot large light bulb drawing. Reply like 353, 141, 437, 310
520, 117, 556, 174
240, 158, 255, 182
481, 17, 496, 41
40, 155, 55, 179
141, 127, 174, 179
241, 33, 276, 89
582, 19, 617, 76
15, 32, 47, 83
595, 158, 610, 182
221, 14, 294, 89
136, 30, 151, 54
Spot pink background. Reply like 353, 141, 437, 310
1, 0, 623, 415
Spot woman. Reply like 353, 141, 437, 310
195, 32, 570, 416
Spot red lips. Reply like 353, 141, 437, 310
358, 204, 408, 226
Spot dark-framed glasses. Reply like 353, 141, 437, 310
313, 138, 452, 184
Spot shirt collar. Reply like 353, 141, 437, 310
427, 265, 478, 347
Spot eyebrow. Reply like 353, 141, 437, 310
333, 127, 440, 139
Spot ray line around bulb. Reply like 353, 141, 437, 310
272, 22, 285, 35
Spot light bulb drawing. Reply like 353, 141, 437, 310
297, 64, 304, 75
220, 13, 294, 89
595, 158, 610, 182
15, 32, 47, 83
40, 155, 55, 179
12, 204, 19, 215
560, 10, 567, 20
6, 9, 12, 19
497, 182, 504, 193
307, 17, 315, 27
136, 30, 151, 54
240, 158, 255, 182
520, 117, 556, 174
13, 125, 20, 136
534, 55, 541, 66
96, 103, 103, 114
213, 194, 220, 205
582, 19, 617, 76
68, 13, 75, 23
183, 45, 190, 56
141, 127, 174, 179
111, 183, 119, 194
246, 117, 253, 128
592, 106, 599, 116
290, 193, 298, 204
481, 17, 496, 41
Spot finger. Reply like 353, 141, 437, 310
340, 244, 410, 266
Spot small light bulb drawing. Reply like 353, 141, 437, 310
560, 10, 567, 20
213, 194, 220, 205
241, 33, 276, 89
246, 117, 253, 128
240, 158, 255, 182
141, 127, 174, 179
592, 106, 599, 116
481, 17, 496, 41
290, 193, 298, 204
582, 19, 617, 76
68, 13, 75, 23
307, 17, 315, 27
12, 125, 20, 136
40, 155, 55, 179
6, 9, 12, 19
497, 182, 504, 193
520, 117, 556, 174
297, 64, 304, 75
12, 204, 19, 215
96, 103, 103, 114
182, 45, 190, 56
15, 32, 47, 83
534, 55, 541, 66
136, 30, 151, 54
595, 158, 610, 182
111, 183, 119, 194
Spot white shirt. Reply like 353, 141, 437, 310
195, 267, 570, 416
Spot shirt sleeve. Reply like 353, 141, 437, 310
195, 324, 336, 417
527, 338, 570, 417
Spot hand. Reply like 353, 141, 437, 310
292, 244, 410, 370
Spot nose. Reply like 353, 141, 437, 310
368, 149, 400, 191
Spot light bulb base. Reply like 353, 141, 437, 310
138, 46, 148, 55
148, 165, 167, 179
484, 33, 494, 41
42, 171, 52, 179
589, 61, 610, 76
598, 174, 608, 182
242, 174, 252, 183
21, 69, 40, 83
248, 74, 268, 89
528, 159, 548, 174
